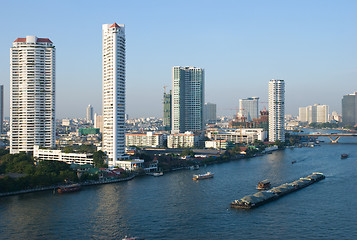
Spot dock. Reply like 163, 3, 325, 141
231, 172, 325, 209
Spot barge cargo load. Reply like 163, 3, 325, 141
231, 172, 325, 209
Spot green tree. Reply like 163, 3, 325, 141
62, 146, 74, 153
93, 150, 107, 168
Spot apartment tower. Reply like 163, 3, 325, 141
87, 104, 94, 124
268, 79, 285, 142
102, 23, 127, 167
342, 92, 357, 126
171, 66, 205, 133
10, 36, 55, 154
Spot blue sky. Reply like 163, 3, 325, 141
0, 0, 356, 119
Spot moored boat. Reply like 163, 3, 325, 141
57, 183, 81, 193
193, 172, 214, 180
257, 179, 271, 190
153, 172, 164, 177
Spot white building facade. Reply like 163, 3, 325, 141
102, 23, 127, 167
299, 104, 329, 123
33, 145, 94, 165
171, 66, 205, 133
10, 36, 56, 153
239, 97, 259, 121
269, 79, 285, 142
125, 132, 164, 148
167, 131, 200, 148
207, 128, 266, 144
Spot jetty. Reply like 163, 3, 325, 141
231, 172, 325, 209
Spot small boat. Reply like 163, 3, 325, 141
153, 172, 164, 177
57, 183, 81, 193
256, 179, 271, 190
193, 172, 214, 180
341, 154, 348, 159
122, 236, 144, 240
189, 165, 199, 170
291, 160, 297, 164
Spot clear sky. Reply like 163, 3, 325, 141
0, 0, 356, 119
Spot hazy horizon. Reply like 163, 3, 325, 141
0, 0, 356, 119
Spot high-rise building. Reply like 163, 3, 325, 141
163, 90, 171, 130
0, 85, 3, 134
94, 113, 104, 133
342, 92, 357, 126
171, 66, 205, 133
204, 102, 217, 124
102, 23, 127, 167
239, 97, 259, 122
268, 79, 285, 142
10, 36, 55, 154
299, 104, 329, 123
87, 104, 94, 123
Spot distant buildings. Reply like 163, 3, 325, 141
125, 132, 164, 148
342, 92, 357, 126
204, 102, 217, 124
299, 104, 329, 123
171, 66, 205, 133
0, 85, 3, 134
167, 131, 200, 148
87, 104, 94, 124
10, 36, 56, 153
102, 23, 127, 167
163, 90, 171, 130
94, 114, 104, 133
268, 79, 285, 142
239, 97, 259, 122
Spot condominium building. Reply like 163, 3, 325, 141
126, 132, 164, 148
163, 90, 171, 130
171, 66, 205, 133
10, 36, 55, 154
33, 145, 93, 165
0, 85, 3, 134
239, 97, 259, 122
268, 79, 285, 142
87, 104, 94, 123
167, 131, 200, 148
204, 102, 217, 124
94, 113, 104, 133
102, 23, 127, 167
299, 104, 329, 123
342, 92, 357, 126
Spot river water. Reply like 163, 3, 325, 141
1, 132, 357, 239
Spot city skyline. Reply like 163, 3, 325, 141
0, 1, 356, 119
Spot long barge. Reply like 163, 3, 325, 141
231, 172, 325, 209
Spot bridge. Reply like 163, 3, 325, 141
295, 132, 357, 143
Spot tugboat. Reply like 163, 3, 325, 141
341, 154, 349, 159
256, 180, 271, 190
193, 172, 214, 180
57, 183, 81, 193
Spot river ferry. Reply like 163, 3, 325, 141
57, 183, 81, 193
193, 172, 214, 180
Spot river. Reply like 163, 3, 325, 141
1, 132, 357, 239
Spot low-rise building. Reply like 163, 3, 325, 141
125, 132, 164, 148
207, 128, 266, 144
33, 145, 94, 165
167, 131, 200, 148
116, 159, 144, 171
205, 139, 229, 149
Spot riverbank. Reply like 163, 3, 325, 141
0, 175, 136, 197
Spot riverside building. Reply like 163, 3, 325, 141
10, 36, 55, 154
102, 23, 128, 167
299, 104, 329, 123
171, 66, 205, 133
268, 79, 285, 142
239, 97, 259, 122
342, 92, 357, 127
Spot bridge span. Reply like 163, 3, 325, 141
295, 132, 357, 143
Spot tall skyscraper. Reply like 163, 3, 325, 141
204, 102, 217, 124
10, 36, 55, 154
163, 90, 171, 131
342, 92, 357, 126
268, 79, 285, 142
171, 66, 205, 133
102, 23, 127, 167
87, 104, 94, 123
239, 97, 259, 122
0, 85, 3, 134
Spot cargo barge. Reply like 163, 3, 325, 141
231, 172, 325, 209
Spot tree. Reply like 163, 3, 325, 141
93, 150, 107, 168
181, 149, 194, 157
62, 146, 74, 153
